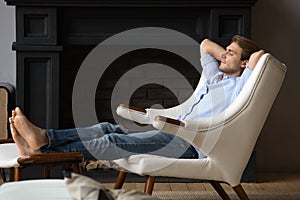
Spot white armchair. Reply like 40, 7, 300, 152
113, 53, 287, 199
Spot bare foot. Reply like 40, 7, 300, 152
13, 107, 49, 151
10, 122, 40, 156
9, 117, 27, 156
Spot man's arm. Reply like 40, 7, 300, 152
200, 39, 226, 61
247, 50, 265, 70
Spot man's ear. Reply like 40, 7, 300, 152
241, 60, 248, 69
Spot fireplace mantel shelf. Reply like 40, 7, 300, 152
5, 0, 257, 7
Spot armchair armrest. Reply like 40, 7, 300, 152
153, 115, 186, 137
15, 152, 83, 180
17, 152, 83, 165
0, 139, 84, 164
116, 104, 151, 124
154, 116, 185, 127
153, 115, 207, 150
0, 142, 83, 174
116, 104, 182, 125
0, 138, 14, 144
118, 104, 146, 114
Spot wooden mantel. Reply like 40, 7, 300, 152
5, 0, 257, 7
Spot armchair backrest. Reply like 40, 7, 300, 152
199, 53, 286, 185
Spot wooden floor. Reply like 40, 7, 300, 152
100, 173, 300, 193
1, 173, 300, 193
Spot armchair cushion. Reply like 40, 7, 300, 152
0, 143, 20, 168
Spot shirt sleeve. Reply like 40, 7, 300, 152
235, 66, 253, 96
200, 54, 220, 81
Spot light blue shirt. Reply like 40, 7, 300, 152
180, 54, 253, 158
178, 54, 252, 121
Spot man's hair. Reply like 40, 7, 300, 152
232, 35, 259, 61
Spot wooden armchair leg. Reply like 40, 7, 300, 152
210, 181, 230, 200
13, 167, 22, 181
144, 176, 155, 195
233, 184, 249, 200
114, 169, 128, 189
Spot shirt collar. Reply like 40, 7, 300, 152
218, 72, 239, 81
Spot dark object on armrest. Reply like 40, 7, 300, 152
154, 116, 185, 127
118, 104, 147, 114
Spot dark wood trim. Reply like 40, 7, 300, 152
16, 7, 57, 45
114, 169, 128, 189
16, 51, 60, 129
0, 138, 14, 144
233, 184, 250, 200
210, 181, 230, 200
154, 115, 185, 127
13, 166, 22, 181
118, 104, 147, 114
5, 0, 257, 7
144, 176, 155, 195
12, 43, 63, 52
11, 152, 83, 181
17, 152, 83, 164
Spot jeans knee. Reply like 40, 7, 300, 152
100, 122, 127, 134
99, 122, 112, 129
102, 133, 118, 143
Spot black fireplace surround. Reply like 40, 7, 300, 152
5, 0, 257, 181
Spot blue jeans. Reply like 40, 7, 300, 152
41, 122, 199, 160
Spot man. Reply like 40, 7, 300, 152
9, 35, 264, 161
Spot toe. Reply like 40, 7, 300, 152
15, 107, 25, 116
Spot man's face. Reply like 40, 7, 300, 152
219, 42, 246, 77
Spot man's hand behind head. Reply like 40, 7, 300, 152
247, 50, 265, 70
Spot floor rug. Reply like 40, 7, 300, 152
153, 191, 300, 200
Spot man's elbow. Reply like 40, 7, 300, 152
200, 38, 210, 57
200, 38, 210, 50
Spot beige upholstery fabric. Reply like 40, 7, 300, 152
0, 143, 21, 168
115, 53, 287, 187
0, 88, 8, 139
